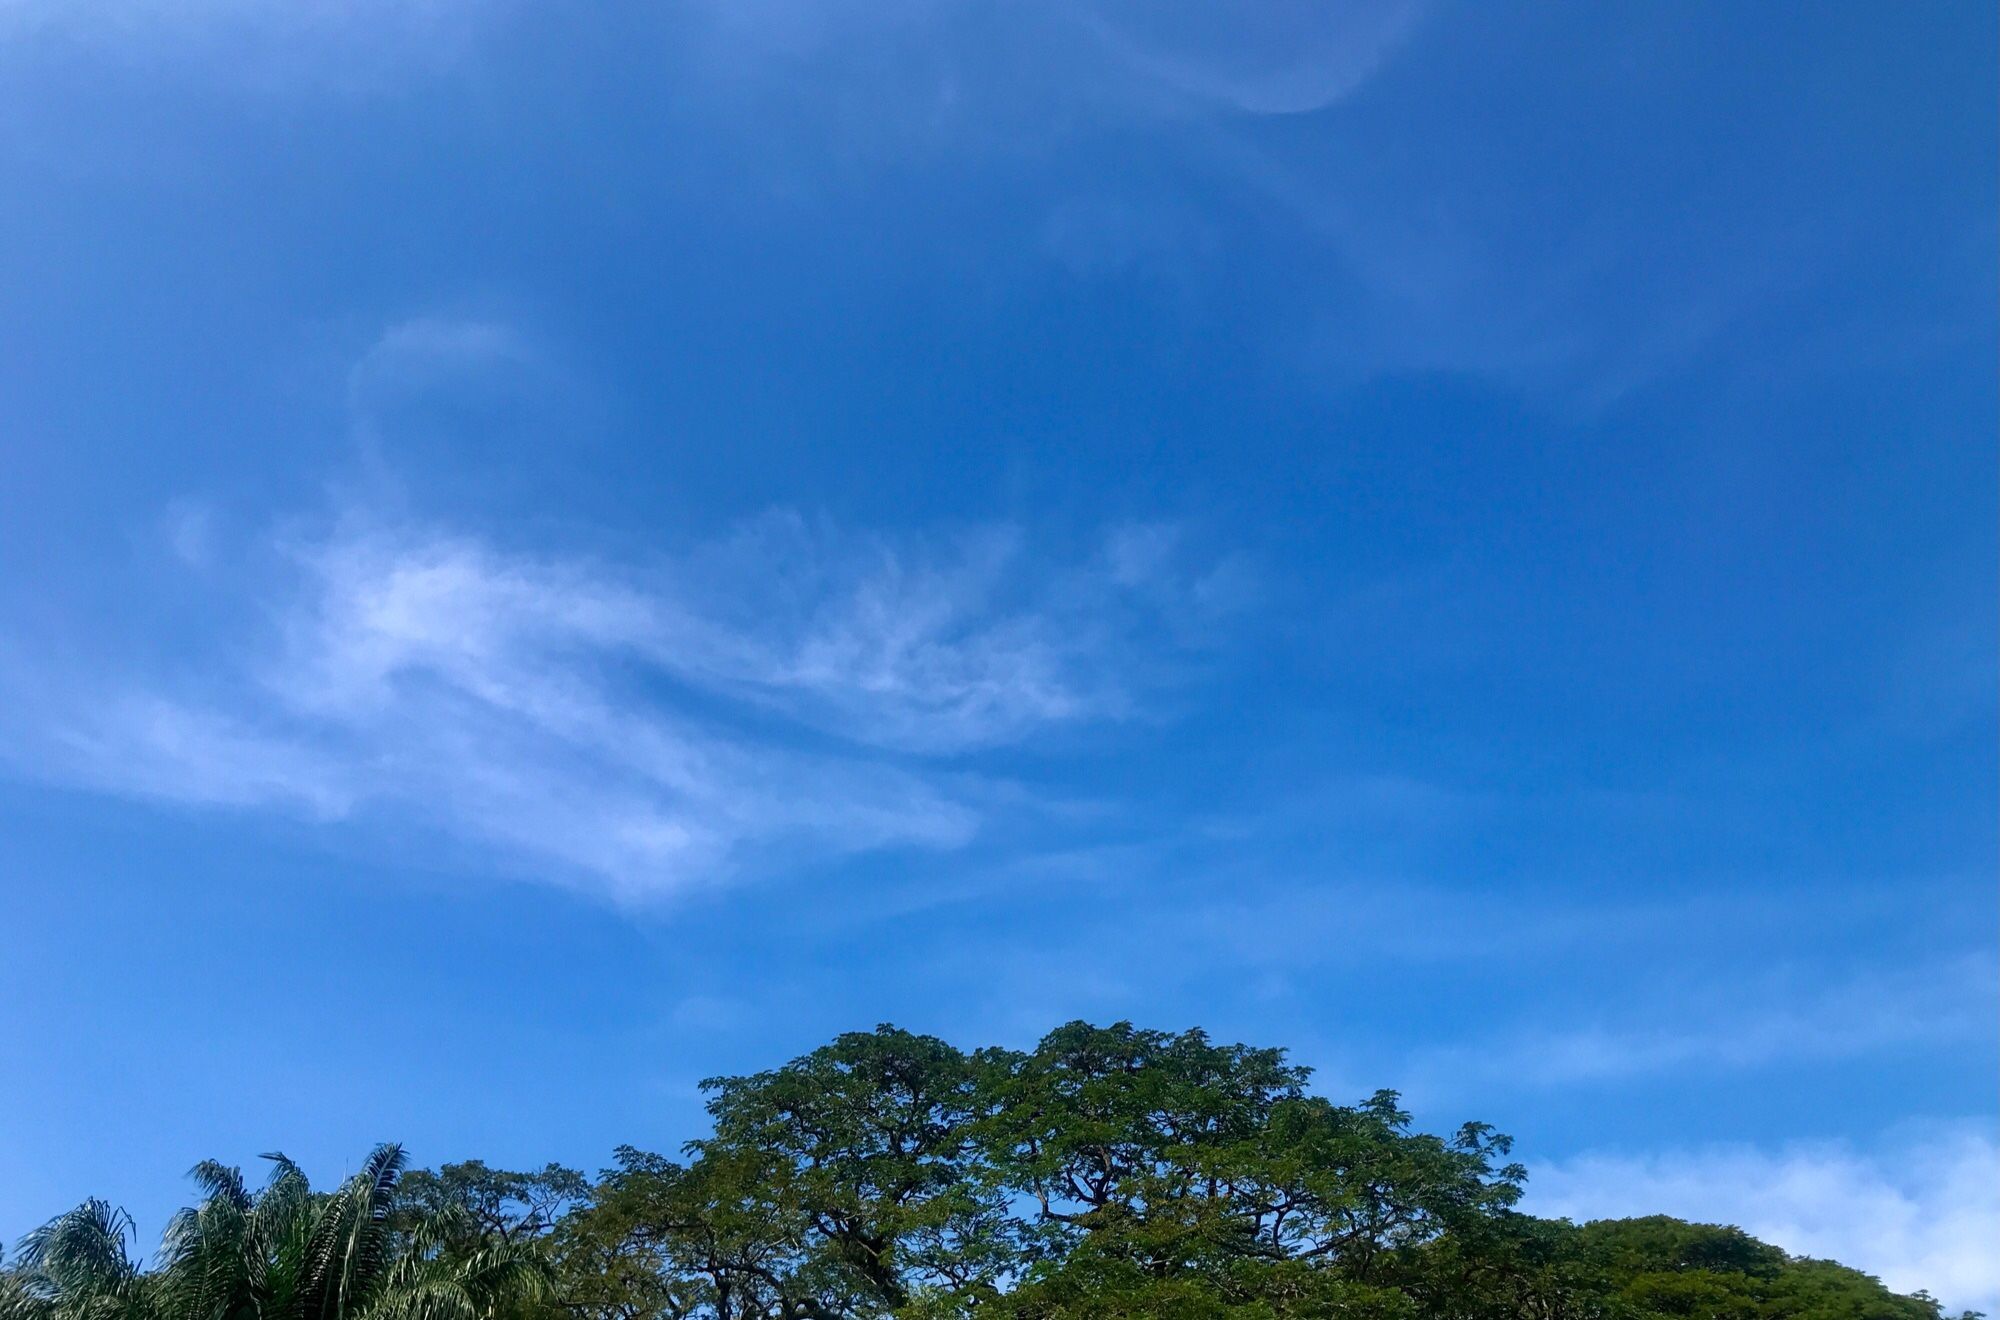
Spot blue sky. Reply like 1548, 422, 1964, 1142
1, 0, 1994, 1308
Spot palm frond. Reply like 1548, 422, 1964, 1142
15, 1201, 138, 1289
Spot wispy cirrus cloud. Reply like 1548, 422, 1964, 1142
636, 0, 1431, 203
348, 317, 540, 402
7, 506, 1237, 902
1526, 1123, 2000, 1317
3, 0, 1423, 124
1079, 0, 1425, 117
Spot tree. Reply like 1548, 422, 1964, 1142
5, 1200, 148, 1320
577, 1145, 824, 1320
4, 1023, 1978, 1320
397, 1165, 588, 1252
153, 1145, 414, 1320
6, 1145, 552, 1320
694, 1026, 1014, 1315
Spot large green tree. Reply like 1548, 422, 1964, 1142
5, 1022, 1977, 1320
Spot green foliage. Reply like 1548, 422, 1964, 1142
3, 1023, 1973, 1320
6, 1200, 148, 1320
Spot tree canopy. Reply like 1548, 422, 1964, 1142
4, 1023, 1972, 1320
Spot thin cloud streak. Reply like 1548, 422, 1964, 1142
1414, 954, 1998, 1093
1083, 0, 1426, 117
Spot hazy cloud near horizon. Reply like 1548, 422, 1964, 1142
1528, 1124, 2000, 1318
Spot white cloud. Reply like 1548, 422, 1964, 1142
161, 499, 217, 568
9, 508, 1230, 902
1527, 1123, 2000, 1317
668, 0, 1423, 174
349, 317, 538, 395
276, 512, 1225, 753
51, 693, 358, 819
6, 0, 1422, 127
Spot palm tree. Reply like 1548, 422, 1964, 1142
11, 1145, 546, 1320
157, 1145, 546, 1320
4, 1199, 149, 1320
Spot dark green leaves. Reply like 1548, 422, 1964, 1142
2, 1023, 1972, 1320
